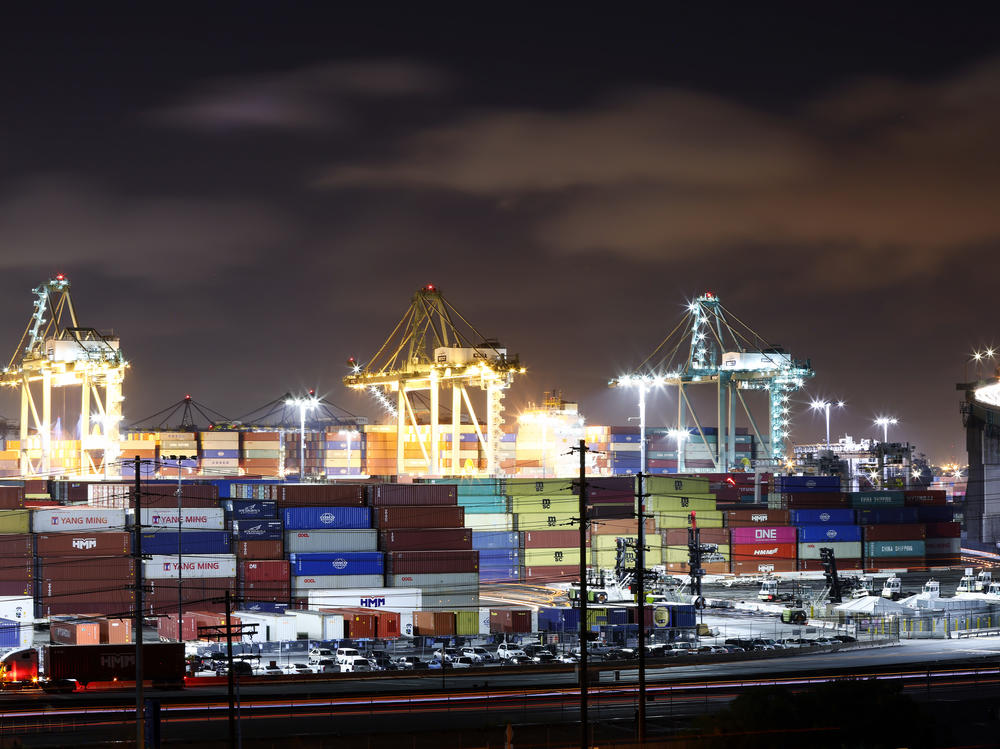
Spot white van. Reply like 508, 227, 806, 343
335, 647, 361, 665
339, 655, 371, 673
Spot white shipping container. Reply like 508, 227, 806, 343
287, 609, 345, 640
291, 574, 384, 590
478, 606, 492, 635
140, 507, 225, 530
284, 529, 378, 553
144, 554, 237, 579
0, 596, 33, 625
307, 587, 422, 613
462, 513, 514, 531
234, 611, 297, 643
797, 542, 862, 560
32, 508, 127, 532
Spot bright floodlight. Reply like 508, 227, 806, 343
988, 348, 997, 359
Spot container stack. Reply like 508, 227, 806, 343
286, 505, 379, 595
791, 508, 863, 571
119, 434, 157, 479
730, 525, 797, 574
662, 527, 730, 574
854, 491, 926, 570
140, 528, 234, 615
646, 427, 678, 475
646, 476, 722, 529
684, 428, 718, 471
34, 508, 134, 617
283, 431, 325, 480
323, 429, 363, 477
909, 490, 960, 566
0, 487, 32, 597
472, 530, 521, 583
241, 432, 282, 477
200, 431, 239, 477
507, 478, 575, 534
0, 443, 18, 476
441, 429, 485, 474
608, 426, 641, 475
158, 432, 199, 478
589, 517, 660, 570
496, 428, 518, 475
362, 425, 396, 476
584, 425, 611, 475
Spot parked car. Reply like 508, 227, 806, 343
308, 647, 335, 663
531, 652, 559, 664
394, 656, 428, 670
366, 653, 396, 671
427, 659, 453, 670
450, 656, 477, 669
283, 662, 315, 675
433, 647, 461, 662
558, 653, 579, 664
461, 646, 495, 663
522, 644, 555, 658
813, 637, 836, 646
340, 655, 371, 673
833, 635, 857, 643
335, 647, 362, 665
312, 659, 341, 673
496, 642, 527, 660
254, 661, 284, 676
503, 655, 534, 666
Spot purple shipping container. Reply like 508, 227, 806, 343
371, 484, 457, 507
730, 526, 796, 545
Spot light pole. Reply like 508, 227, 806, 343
338, 429, 358, 476
874, 416, 898, 444
167, 453, 192, 642
610, 374, 667, 475
286, 394, 318, 480
811, 399, 845, 450
667, 428, 689, 473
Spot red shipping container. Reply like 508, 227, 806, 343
328, 607, 401, 639
380, 528, 472, 551
784, 492, 849, 508
186, 611, 241, 641
865, 558, 924, 571
0, 533, 33, 557
38, 600, 132, 617
523, 530, 579, 548
0, 485, 25, 509
371, 484, 457, 507
144, 578, 235, 615
588, 518, 654, 537
519, 564, 579, 582
798, 558, 864, 571
235, 540, 284, 559
903, 490, 947, 506
662, 528, 730, 546
240, 560, 289, 583
411, 610, 455, 636
0, 580, 31, 596
23, 479, 46, 494
240, 579, 291, 598
386, 550, 478, 574
50, 621, 101, 645
38, 557, 134, 581
345, 612, 378, 639
731, 543, 796, 562
278, 484, 366, 506
588, 503, 636, 520
726, 509, 790, 526
0, 559, 33, 582
38, 578, 134, 601
489, 608, 532, 634
36, 532, 132, 556
731, 557, 797, 574
924, 522, 961, 538
374, 506, 465, 529
863, 524, 926, 542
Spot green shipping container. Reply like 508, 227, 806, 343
646, 476, 711, 495
647, 495, 717, 513
850, 491, 905, 508
515, 511, 577, 530
506, 479, 576, 497
453, 610, 479, 636
865, 540, 925, 557
0, 510, 30, 534
522, 547, 580, 566
511, 495, 579, 515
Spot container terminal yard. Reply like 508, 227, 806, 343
0, 277, 994, 748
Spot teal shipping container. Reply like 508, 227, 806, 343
850, 491, 905, 508
865, 540, 925, 557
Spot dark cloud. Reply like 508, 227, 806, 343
0, 176, 291, 276
151, 59, 449, 132
321, 59, 1000, 288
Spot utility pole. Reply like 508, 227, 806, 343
133, 455, 145, 749
575, 439, 589, 749
636, 471, 647, 744
198, 591, 256, 749
688, 512, 703, 615
173, 455, 185, 644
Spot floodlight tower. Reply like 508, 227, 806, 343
344, 285, 524, 476
1, 275, 127, 477
613, 292, 814, 470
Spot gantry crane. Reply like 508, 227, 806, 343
614, 291, 813, 469
1, 275, 126, 477
343, 284, 524, 476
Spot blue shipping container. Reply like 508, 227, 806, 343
856, 508, 919, 525
231, 500, 278, 519
478, 549, 521, 563
0, 617, 19, 647
917, 506, 959, 523
201, 449, 239, 459
777, 476, 840, 492
472, 531, 520, 550
140, 530, 231, 555
479, 567, 520, 582
282, 507, 371, 530
234, 520, 283, 540
289, 552, 384, 576
238, 602, 290, 614
790, 509, 855, 525
797, 524, 862, 543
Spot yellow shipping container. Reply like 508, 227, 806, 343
507, 478, 576, 496
654, 510, 724, 529
592, 534, 663, 551
522, 547, 580, 566
515, 511, 577, 530
0, 510, 30, 534
646, 476, 711, 495
647, 496, 717, 513
453, 610, 479, 636
510, 495, 579, 515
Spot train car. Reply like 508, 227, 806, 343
39, 643, 185, 687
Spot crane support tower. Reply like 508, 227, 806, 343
1, 275, 126, 477
613, 292, 813, 468
343, 284, 524, 476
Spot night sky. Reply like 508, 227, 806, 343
1, 5, 997, 463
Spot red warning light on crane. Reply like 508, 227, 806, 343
423, 284, 436, 292
704, 291, 715, 299
308, 389, 315, 396
55, 273, 65, 281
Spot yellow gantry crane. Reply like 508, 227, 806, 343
344, 284, 524, 476
1, 275, 127, 477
